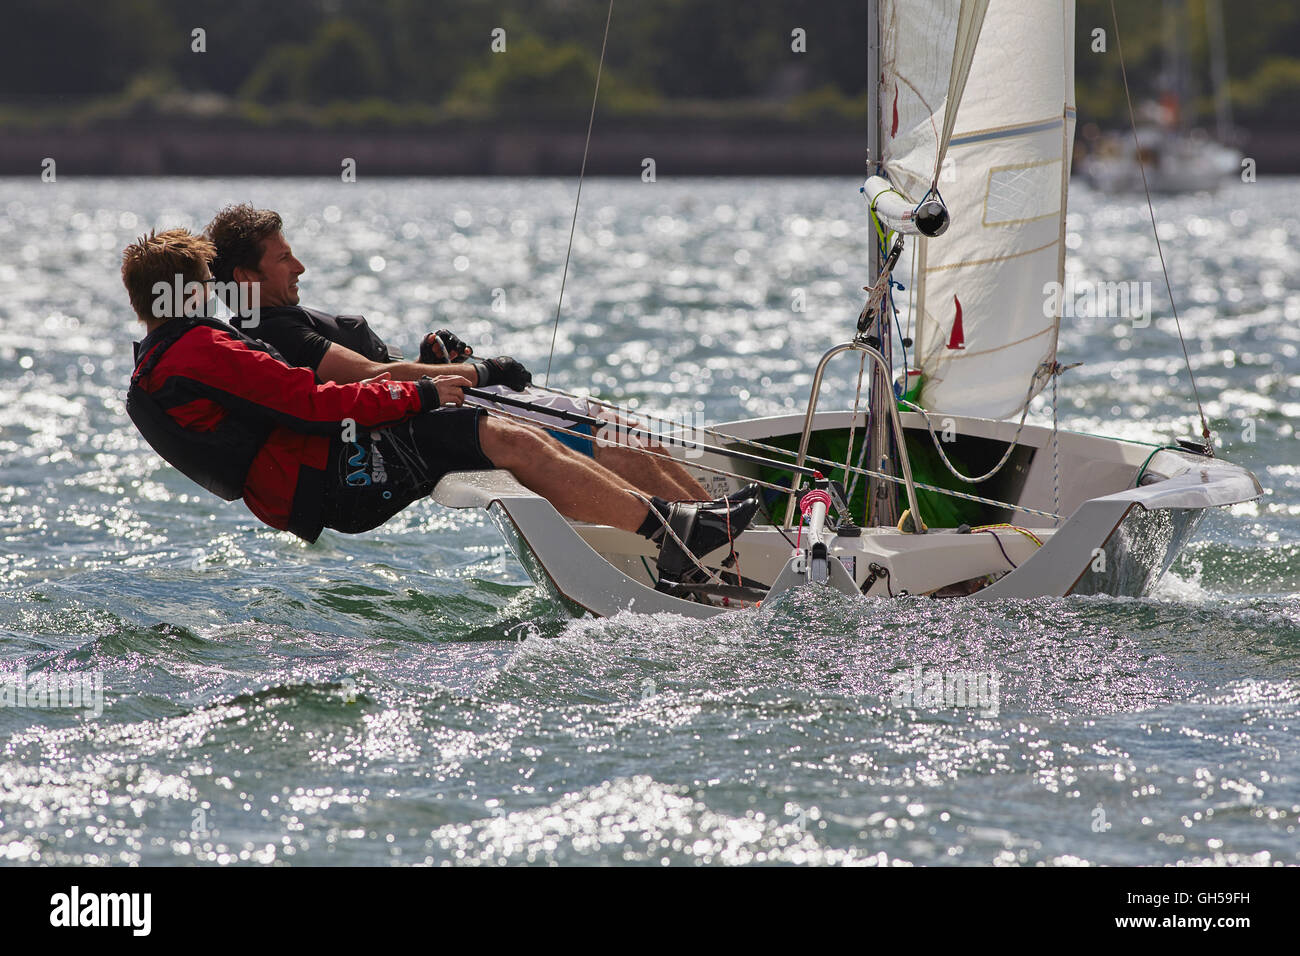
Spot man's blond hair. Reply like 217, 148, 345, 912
121, 228, 215, 320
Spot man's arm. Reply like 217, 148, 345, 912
316, 341, 480, 387
161, 326, 459, 433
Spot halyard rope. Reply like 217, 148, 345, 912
543, 0, 615, 387
1051, 368, 1061, 526
842, 351, 868, 500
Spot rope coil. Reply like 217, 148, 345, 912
798, 489, 833, 518
795, 489, 833, 548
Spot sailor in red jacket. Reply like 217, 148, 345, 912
200, 203, 712, 503
120, 228, 757, 588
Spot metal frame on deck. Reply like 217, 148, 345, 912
782, 341, 925, 531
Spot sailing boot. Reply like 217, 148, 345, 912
721, 482, 761, 504
686, 484, 759, 505
704, 484, 763, 585
654, 493, 759, 592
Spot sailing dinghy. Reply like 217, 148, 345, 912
431, 0, 1261, 618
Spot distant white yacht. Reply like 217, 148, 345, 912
1080, 0, 1242, 194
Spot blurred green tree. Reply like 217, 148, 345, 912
1, 0, 1298, 132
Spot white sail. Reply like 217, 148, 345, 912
886, 0, 1077, 420
879, 0, 989, 204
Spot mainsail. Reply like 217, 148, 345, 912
881, 0, 1077, 419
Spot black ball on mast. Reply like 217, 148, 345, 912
914, 198, 950, 237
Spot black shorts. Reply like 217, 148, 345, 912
320, 406, 495, 534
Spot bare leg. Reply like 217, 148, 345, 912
488, 410, 707, 501
657, 456, 712, 500
589, 410, 711, 501
478, 416, 650, 533
593, 442, 710, 501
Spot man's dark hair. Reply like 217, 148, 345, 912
205, 204, 283, 284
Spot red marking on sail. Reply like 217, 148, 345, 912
947, 296, 966, 350
891, 87, 899, 137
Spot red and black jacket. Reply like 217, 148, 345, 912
127, 318, 438, 541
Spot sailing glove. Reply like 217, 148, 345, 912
419, 329, 473, 364
416, 375, 442, 410
469, 356, 532, 391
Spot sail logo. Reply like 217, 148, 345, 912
49, 886, 151, 936
1043, 278, 1151, 325
345, 442, 371, 486
947, 295, 965, 349
890, 665, 999, 717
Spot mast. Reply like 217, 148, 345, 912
867, 0, 880, 287
1163, 0, 1191, 131
1206, 0, 1234, 143
863, 0, 901, 527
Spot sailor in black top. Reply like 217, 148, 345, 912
249, 305, 396, 368
207, 206, 712, 502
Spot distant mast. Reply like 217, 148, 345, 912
1163, 0, 1190, 131
1206, 0, 1235, 143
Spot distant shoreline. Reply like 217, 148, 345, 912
1, 118, 864, 177
3, 119, 1295, 176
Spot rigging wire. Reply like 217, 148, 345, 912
462, 399, 790, 497
1108, 0, 1212, 449
543, 0, 615, 387
842, 351, 869, 505
844, 417, 872, 505
873, 223, 910, 374
890, 276, 909, 376
488, 386, 1062, 520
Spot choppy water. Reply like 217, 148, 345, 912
0, 176, 1295, 865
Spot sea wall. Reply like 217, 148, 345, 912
1, 119, 1291, 177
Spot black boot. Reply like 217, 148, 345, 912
721, 482, 761, 504
654, 494, 759, 590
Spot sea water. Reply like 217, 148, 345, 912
0, 176, 1294, 865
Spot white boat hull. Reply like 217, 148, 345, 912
431, 411, 1261, 618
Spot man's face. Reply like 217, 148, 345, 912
241, 231, 305, 308
188, 266, 214, 317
